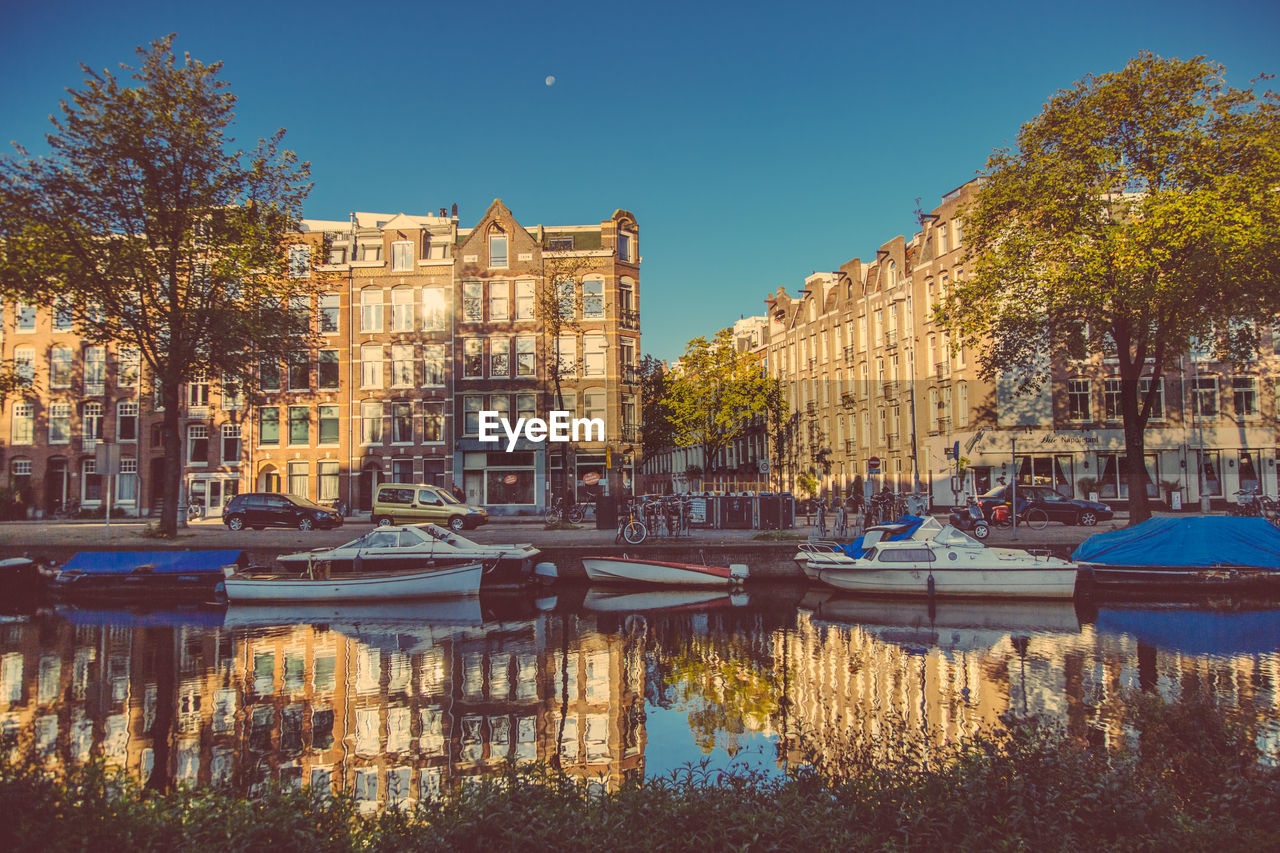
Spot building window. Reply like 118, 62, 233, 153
516, 337, 536, 377
318, 405, 339, 445
423, 344, 445, 386
391, 287, 414, 332
582, 278, 604, 319
53, 297, 74, 331
422, 287, 446, 331
288, 461, 309, 498
423, 402, 444, 443
392, 459, 414, 483
391, 344, 414, 388
14, 347, 34, 384
81, 459, 101, 504
462, 282, 483, 323
489, 234, 508, 268
1233, 376, 1257, 418
490, 338, 510, 378
361, 288, 383, 332
187, 424, 209, 465
361, 401, 383, 445
463, 396, 483, 436
118, 345, 140, 384
584, 390, 606, 425
318, 350, 339, 389
15, 302, 35, 331
47, 402, 71, 444
516, 393, 536, 422
463, 339, 483, 378
618, 232, 632, 262
318, 461, 339, 501
1103, 379, 1122, 422
392, 402, 413, 444
288, 406, 309, 446
1140, 377, 1164, 420
489, 281, 510, 322
1192, 375, 1218, 417
82, 402, 103, 449
556, 278, 575, 321
222, 374, 244, 410
619, 279, 634, 313
222, 424, 242, 464
188, 373, 210, 410
319, 294, 340, 334
259, 407, 280, 445
391, 241, 414, 272
515, 280, 535, 320
583, 334, 606, 377
260, 359, 281, 392
11, 403, 34, 445
50, 347, 72, 388
956, 383, 968, 427
289, 295, 310, 330
84, 347, 106, 394
288, 351, 310, 391
361, 344, 383, 388
116, 457, 138, 503
556, 335, 576, 376
118, 401, 139, 442
288, 245, 311, 278
1066, 379, 1091, 421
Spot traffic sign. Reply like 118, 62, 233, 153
867, 456, 881, 472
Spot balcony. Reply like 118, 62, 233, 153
883, 330, 898, 348
82, 436, 99, 453
844, 439, 856, 455
188, 406, 210, 420
935, 361, 950, 379
886, 433, 898, 450
935, 416, 951, 434
84, 382, 105, 397
620, 425, 641, 443
840, 392, 856, 410
844, 346, 857, 364
808, 358, 817, 372
882, 381, 899, 398
619, 309, 641, 330
805, 401, 817, 415
621, 364, 640, 385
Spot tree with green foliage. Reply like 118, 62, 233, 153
666, 328, 780, 479
942, 53, 1280, 523
0, 35, 320, 535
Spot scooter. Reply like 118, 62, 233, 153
948, 502, 990, 540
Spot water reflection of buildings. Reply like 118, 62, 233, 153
779, 598, 1280, 765
0, 611, 646, 808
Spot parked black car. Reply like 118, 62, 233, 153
975, 485, 1112, 526
222, 493, 344, 531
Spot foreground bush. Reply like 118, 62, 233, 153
3, 694, 1277, 852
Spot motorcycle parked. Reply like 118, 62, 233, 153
948, 502, 990, 540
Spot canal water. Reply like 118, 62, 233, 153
2, 586, 1278, 808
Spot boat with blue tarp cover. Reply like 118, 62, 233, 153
49, 551, 247, 602
794, 515, 934, 580
1073, 517, 1280, 595
1094, 604, 1280, 656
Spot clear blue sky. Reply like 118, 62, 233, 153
3, 0, 1276, 359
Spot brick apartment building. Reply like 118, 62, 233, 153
0, 201, 640, 518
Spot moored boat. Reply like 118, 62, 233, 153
222, 561, 482, 603
581, 556, 748, 587
582, 587, 749, 613
48, 551, 246, 602
811, 525, 1078, 599
1072, 517, 1280, 595
795, 516, 940, 580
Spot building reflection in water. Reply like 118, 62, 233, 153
1, 594, 1277, 809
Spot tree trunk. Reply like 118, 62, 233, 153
160, 383, 183, 536
1119, 368, 1152, 525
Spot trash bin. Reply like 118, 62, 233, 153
779, 492, 796, 528
719, 494, 753, 529
758, 493, 780, 530
595, 495, 617, 530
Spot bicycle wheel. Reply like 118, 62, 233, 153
622, 520, 647, 544
1024, 508, 1049, 530
544, 508, 562, 525
567, 505, 585, 524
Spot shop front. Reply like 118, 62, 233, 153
455, 439, 546, 516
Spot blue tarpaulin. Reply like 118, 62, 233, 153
840, 515, 925, 558
61, 551, 244, 575
1072, 517, 1280, 568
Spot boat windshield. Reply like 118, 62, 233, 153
934, 525, 984, 548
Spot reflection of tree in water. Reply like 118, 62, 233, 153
645, 613, 783, 755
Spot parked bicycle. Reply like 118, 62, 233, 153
545, 495, 586, 525
991, 500, 1049, 530
615, 498, 647, 544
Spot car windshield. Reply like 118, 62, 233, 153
979, 485, 1006, 499
438, 490, 462, 505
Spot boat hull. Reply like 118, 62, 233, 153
1078, 563, 1280, 596
223, 562, 482, 603
582, 557, 746, 587
816, 565, 1078, 599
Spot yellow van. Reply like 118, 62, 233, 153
372, 483, 489, 530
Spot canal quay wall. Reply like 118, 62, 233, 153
0, 516, 1104, 581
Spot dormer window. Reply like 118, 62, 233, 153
391, 241, 413, 271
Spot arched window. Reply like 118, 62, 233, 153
391, 286, 414, 331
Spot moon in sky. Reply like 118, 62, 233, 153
545, 75, 556, 86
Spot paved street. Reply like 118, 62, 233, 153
0, 510, 1142, 556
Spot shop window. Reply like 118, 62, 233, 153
1239, 452, 1260, 492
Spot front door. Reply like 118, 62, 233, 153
464, 472, 483, 507
45, 458, 68, 514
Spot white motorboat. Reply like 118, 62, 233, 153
795, 517, 942, 581
582, 587, 749, 612
276, 523, 548, 588
221, 561, 483, 603
581, 556, 748, 587
810, 525, 1079, 599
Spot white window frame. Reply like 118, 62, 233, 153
361, 344, 384, 389
187, 424, 209, 466
319, 293, 341, 334
391, 344, 414, 388
11, 403, 34, 445
391, 287, 414, 332
489, 234, 508, 268
361, 288, 383, 332
391, 240, 414, 272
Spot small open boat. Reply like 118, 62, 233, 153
221, 561, 482, 603
581, 556, 748, 587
